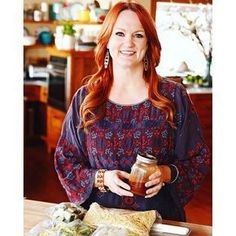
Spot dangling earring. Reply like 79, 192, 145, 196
144, 54, 148, 71
104, 49, 110, 69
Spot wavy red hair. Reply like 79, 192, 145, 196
80, 0, 176, 130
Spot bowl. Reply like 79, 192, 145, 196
23, 36, 37, 46
38, 31, 53, 45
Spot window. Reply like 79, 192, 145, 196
155, 2, 212, 78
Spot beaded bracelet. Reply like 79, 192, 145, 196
96, 169, 108, 192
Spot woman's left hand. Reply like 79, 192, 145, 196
144, 165, 171, 198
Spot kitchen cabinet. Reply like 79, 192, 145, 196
45, 48, 97, 153
24, 84, 48, 103
24, 84, 48, 141
46, 47, 97, 100
24, 48, 97, 153
24, 16, 98, 152
70, 51, 97, 97
47, 106, 65, 153
189, 93, 212, 154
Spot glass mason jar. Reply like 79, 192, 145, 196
129, 153, 158, 197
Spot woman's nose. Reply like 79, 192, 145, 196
124, 35, 135, 46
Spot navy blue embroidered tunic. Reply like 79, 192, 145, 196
54, 79, 210, 221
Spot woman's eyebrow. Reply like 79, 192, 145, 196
114, 27, 125, 31
114, 27, 145, 33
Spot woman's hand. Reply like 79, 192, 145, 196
145, 165, 171, 198
104, 170, 134, 197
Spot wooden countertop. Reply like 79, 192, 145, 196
24, 199, 212, 236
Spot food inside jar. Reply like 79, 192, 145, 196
129, 179, 147, 196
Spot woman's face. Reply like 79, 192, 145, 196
107, 10, 148, 70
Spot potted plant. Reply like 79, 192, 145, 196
62, 22, 76, 50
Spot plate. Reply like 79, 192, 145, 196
68, 2, 83, 20
150, 223, 191, 236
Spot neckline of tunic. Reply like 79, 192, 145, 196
107, 98, 149, 107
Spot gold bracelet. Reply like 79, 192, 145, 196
96, 169, 108, 192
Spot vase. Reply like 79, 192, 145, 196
204, 52, 212, 87
62, 35, 75, 50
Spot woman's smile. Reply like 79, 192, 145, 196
119, 50, 136, 56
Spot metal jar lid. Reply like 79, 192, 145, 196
137, 153, 157, 164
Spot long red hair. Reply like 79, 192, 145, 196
80, 0, 175, 130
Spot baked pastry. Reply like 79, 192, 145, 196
83, 202, 156, 235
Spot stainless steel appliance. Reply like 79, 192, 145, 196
47, 55, 71, 111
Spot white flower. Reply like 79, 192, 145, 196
157, 3, 212, 60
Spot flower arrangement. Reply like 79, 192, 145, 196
158, 3, 212, 86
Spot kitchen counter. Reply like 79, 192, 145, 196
24, 199, 212, 236
24, 80, 48, 87
186, 87, 212, 94
23, 80, 212, 95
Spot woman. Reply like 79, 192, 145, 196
54, 0, 210, 221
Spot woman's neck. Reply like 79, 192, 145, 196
109, 66, 149, 105
112, 66, 144, 88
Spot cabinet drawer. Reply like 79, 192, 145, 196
24, 85, 48, 103
48, 108, 65, 130
50, 114, 63, 130
39, 87, 48, 103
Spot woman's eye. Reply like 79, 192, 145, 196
115, 32, 125, 37
135, 33, 144, 38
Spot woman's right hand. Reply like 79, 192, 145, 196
104, 170, 134, 197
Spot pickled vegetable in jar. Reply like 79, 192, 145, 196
129, 153, 158, 196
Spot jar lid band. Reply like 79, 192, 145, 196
137, 153, 157, 164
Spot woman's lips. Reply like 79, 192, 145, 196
120, 50, 136, 56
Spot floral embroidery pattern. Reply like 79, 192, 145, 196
54, 79, 210, 219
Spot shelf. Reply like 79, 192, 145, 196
24, 44, 96, 58
24, 20, 102, 25
46, 46, 95, 57
24, 44, 53, 49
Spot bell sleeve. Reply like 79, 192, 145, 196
54, 87, 96, 204
170, 84, 211, 207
